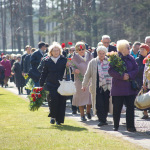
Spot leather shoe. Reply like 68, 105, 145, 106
50, 118, 55, 124
141, 115, 148, 119
81, 116, 87, 121
98, 122, 108, 127
72, 111, 77, 114
87, 113, 92, 119
56, 122, 61, 125
113, 127, 118, 131
127, 128, 136, 132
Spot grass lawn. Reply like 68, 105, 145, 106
0, 88, 145, 150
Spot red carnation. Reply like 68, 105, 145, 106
80, 45, 83, 49
67, 58, 72, 61
61, 43, 66, 48
38, 94, 42, 98
33, 97, 36, 102
36, 89, 39, 93
40, 87, 43, 91
33, 89, 36, 92
31, 94, 35, 98
143, 58, 147, 64
68, 42, 72, 45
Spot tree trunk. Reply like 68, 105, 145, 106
39, 0, 46, 42
28, 0, 34, 47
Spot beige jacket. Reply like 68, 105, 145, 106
82, 56, 111, 115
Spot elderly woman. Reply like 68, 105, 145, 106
11, 54, 25, 94
142, 44, 150, 119
40, 42, 68, 125
0, 55, 11, 88
135, 44, 150, 119
71, 41, 93, 121
108, 40, 138, 132
82, 46, 111, 126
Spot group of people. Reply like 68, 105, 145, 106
0, 35, 150, 132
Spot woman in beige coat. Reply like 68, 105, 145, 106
71, 41, 93, 121
82, 46, 112, 126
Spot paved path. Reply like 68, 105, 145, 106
3, 82, 150, 150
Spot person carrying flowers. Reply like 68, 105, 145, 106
108, 40, 138, 132
39, 42, 69, 125
71, 41, 93, 121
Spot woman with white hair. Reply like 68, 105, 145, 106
40, 42, 68, 125
108, 40, 138, 132
82, 46, 111, 126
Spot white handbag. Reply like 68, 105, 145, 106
135, 90, 150, 109
135, 78, 150, 109
57, 68, 76, 96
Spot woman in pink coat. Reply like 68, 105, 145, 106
71, 41, 93, 121
0, 55, 11, 87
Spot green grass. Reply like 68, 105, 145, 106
0, 88, 145, 150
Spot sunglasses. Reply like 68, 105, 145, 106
79, 49, 85, 51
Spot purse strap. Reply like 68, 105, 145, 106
63, 67, 72, 80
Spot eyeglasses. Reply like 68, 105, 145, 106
103, 42, 110, 44
79, 49, 85, 51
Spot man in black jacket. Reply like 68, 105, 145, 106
30, 42, 46, 86
21, 45, 31, 75
94, 35, 117, 58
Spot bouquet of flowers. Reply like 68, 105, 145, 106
143, 54, 150, 65
107, 51, 127, 75
28, 87, 49, 111
25, 78, 34, 91
67, 58, 83, 82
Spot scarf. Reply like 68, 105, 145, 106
97, 58, 112, 91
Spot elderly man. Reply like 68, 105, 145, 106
130, 41, 141, 59
94, 35, 117, 58
145, 36, 150, 48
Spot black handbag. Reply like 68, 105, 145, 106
130, 80, 139, 91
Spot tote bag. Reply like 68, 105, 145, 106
57, 68, 76, 96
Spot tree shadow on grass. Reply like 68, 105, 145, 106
36, 125, 88, 132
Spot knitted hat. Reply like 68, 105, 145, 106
140, 44, 150, 53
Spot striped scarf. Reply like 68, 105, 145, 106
98, 58, 112, 91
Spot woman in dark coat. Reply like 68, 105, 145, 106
11, 55, 25, 94
108, 40, 138, 132
136, 44, 150, 119
40, 42, 68, 125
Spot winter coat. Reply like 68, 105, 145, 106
0, 60, 11, 77
135, 55, 145, 89
108, 53, 138, 96
71, 51, 92, 106
23, 54, 31, 73
11, 61, 25, 87
40, 55, 67, 89
82, 56, 111, 114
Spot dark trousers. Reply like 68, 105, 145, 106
67, 96, 77, 112
18, 87, 23, 94
48, 87, 66, 123
96, 87, 110, 123
112, 95, 135, 129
